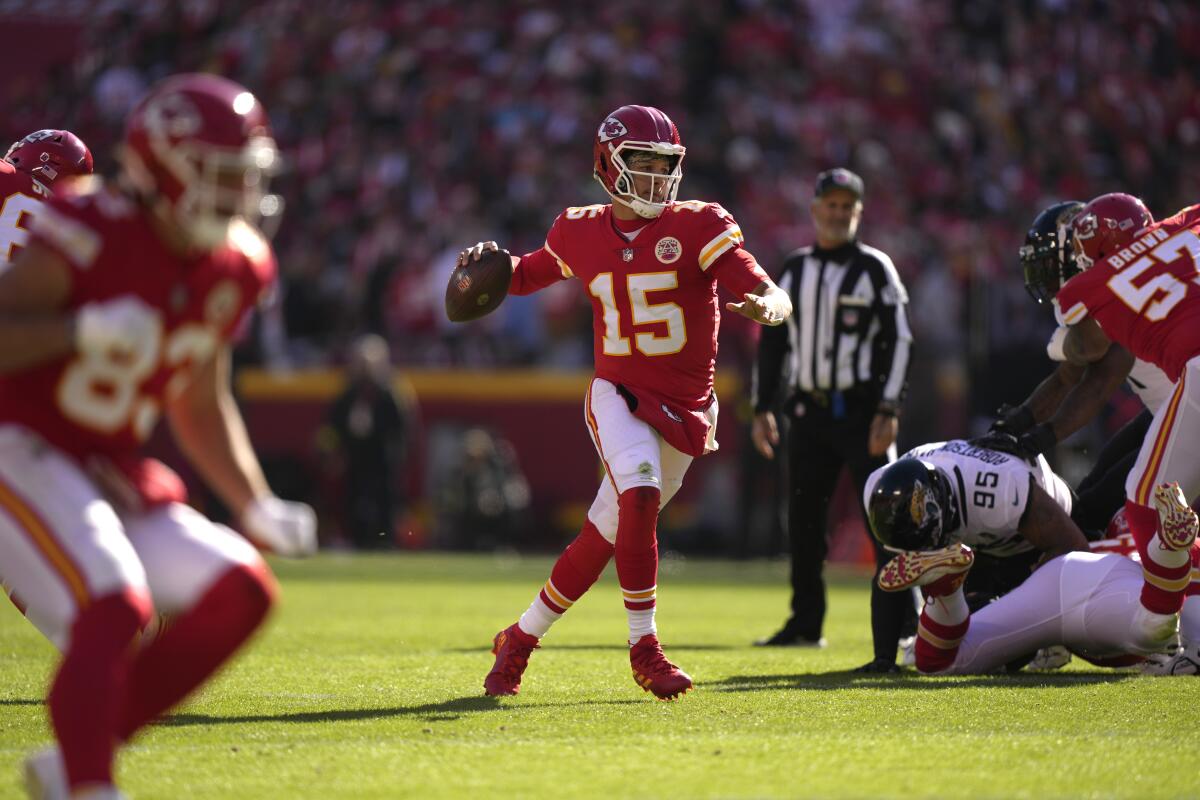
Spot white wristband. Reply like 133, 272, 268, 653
1046, 326, 1068, 362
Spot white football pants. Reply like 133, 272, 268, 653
0, 424, 265, 650
938, 552, 1178, 674
581, 378, 717, 543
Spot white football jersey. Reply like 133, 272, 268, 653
863, 439, 1074, 557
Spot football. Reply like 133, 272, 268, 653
445, 248, 513, 322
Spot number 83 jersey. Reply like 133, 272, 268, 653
511, 200, 769, 410
863, 440, 1075, 557
0, 180, 275, 462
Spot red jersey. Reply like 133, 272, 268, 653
1057, 205, 1200, 381
0, 179, 275, 463
0, 160, 51, 263
512, 200, 768, 409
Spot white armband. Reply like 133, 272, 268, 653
1046, 326, 1068, 362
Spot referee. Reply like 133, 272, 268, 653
752, 168, 915, 672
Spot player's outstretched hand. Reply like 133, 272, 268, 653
456, 240, 500, 267
241, 496, 318, 557
726, 292, 785, 326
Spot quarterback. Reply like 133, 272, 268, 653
461, 105, 791, 699
0, 74, 315, 799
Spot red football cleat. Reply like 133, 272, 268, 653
878, 543, 974, 595
630, 634, 693, 700
1152, 482, 1198, 552
484, 622, 539, 696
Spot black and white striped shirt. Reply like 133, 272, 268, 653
754, 239, 912, 413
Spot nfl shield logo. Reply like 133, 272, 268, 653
622, 248, 634, 262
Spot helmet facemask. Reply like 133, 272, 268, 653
1021, 228, 1079, 302
603, 143, 684, 219
167, 136, 282, 248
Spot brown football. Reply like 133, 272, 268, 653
445, 248, 513, 323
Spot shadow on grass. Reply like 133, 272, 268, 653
0, 697, 41, 706
443, 643, 734, 653
706, 670, 1139, 693
162, 694, 644, 726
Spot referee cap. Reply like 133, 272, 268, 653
815, 168, 864, 200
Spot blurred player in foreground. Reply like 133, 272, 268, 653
461, 104, 791, 699
0, 74, 316, 800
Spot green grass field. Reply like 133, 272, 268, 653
1, 552, 1196, 799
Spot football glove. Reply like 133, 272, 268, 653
241, 495, 318, 557
969, 423, 1056, 464
989, 403, 1036, 437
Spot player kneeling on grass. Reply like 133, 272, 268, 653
453, 105, 791, 699
0, 74, 316, 800
872, 478, 1199, 675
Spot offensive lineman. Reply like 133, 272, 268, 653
461, 105, 792, 699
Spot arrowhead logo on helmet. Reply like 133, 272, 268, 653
1070, 193, 1154, 271
1073, 212, 1098, 241
598, 117, 628, 143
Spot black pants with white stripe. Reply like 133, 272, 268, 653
784, 390, 915, 663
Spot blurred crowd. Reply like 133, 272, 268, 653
3, 0, 1200, 439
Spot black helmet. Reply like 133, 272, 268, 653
866, 458, 958, 551
1020, 200, 1085, 304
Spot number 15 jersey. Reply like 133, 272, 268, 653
1057, 205, 1200, 382
511, 200, 769, 410
0, 180, 274, 464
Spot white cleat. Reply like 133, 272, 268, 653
1141, 642, 1200, 676
24, 747, 67, 800
23, 747, 126, 800
898, 635, 916, 667
1026, 645, 1072, 671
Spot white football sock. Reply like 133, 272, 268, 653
924, 588, 968, 627
517, 596, 561, 639
627, 607, 657, 645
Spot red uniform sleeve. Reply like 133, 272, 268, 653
510, 212, 575, 296
1054, 271, 1096, 327
710, 246, 770, 298
689, 203, 769, 297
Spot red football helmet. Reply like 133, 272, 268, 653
121, 72, 281, 249
4, 129, 93, 188
592, 105, 686, 219
1070, 193, 1153, 270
